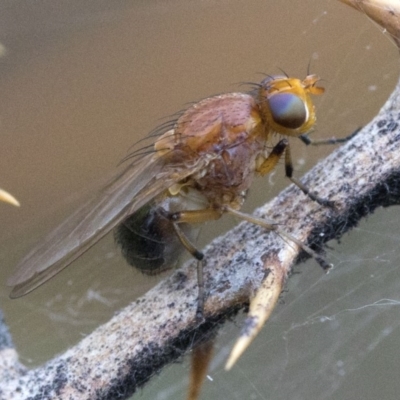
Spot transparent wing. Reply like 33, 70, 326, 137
8, 153, 205, 298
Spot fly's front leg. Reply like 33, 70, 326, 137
257, 139, 333, 207
162, 208, 222, 321
257, 139, 287, 175
299, 127, 361, 146
284, 141, 334, 207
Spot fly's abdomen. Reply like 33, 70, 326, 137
114, 199, 194, 275
114, 203, 179, 275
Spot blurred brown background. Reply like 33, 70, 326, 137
0, 1, 399, 399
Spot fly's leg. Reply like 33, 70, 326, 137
163, 208, 222, 400
258, 139, 334, 207
299, 127, 361, 146
162, 208, 222, 320
172, 222, 205, 320
257, 139, 288, 175
284, 142, 334, 207
224, 206, 331, 270
163, 208, 221, 400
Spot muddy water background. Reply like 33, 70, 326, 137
0, 1, 399, 399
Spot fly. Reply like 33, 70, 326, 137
8, 74, 330, 317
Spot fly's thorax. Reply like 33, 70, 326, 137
256, 74, 324, 137
186, 133, 265, 207
155, 92, 269, 207
175, 93, 260, 140
154, 92, 264, 162
114, 187, 207, 275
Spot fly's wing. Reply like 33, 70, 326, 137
8, 153, 206, 298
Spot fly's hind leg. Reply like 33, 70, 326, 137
172, 222, 206, 321
162, 208, 222, 400
163, 208, 222, 320
258, 139, 334, 207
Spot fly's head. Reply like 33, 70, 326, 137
257, 74, 325, 137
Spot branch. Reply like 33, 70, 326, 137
1, 1, 400, 399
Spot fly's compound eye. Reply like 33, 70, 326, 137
268, 92, 307, 130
